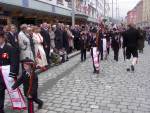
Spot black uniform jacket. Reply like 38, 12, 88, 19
123, 28, 140, 48
12, 71, 38, 97
6, 32, 19, 53
111, 33, 121, 50
0, 43, 17, 90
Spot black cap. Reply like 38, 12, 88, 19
21, 57, 34, 64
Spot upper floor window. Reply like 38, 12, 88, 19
57, 0, 64, 5
68, 1, 72, 8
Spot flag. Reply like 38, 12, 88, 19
0, 65, 26, 110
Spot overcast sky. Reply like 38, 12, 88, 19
108, 0, 141, 19
119, 0, 140, 17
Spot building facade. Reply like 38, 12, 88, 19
126, 0, 143, 26
0, 0, 106, 26
127, 9, 137, 25
136, 0, 143, 25
142, 0, 150, 27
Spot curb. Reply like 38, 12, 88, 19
36, 51, 80, 74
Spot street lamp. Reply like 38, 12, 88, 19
72, 0, 75, 27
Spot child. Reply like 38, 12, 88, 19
12, 57, 43, 113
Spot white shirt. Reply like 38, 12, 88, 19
0, 42, 5, 49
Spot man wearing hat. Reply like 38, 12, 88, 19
111, 28, 121, 61
0, 30, 17, 113
80, 26, 88, 62
12, 57, 43, 113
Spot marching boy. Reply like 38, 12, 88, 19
12, 57, 43, 113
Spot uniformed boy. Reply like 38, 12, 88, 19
12, 57, 43, 113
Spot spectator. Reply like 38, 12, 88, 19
54, 23, 63, 50
6, 24, 20, 75
33, 26, 48, 68
18, 24, 34, 61
40, 23, 51, 64
49, 25, 55, 49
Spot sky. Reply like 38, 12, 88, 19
118, 0, 141, 17
108, 0, 141, 19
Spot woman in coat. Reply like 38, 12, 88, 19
32, 26, 48, 68
49, 25, 55, 49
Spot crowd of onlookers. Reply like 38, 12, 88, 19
2, 22, 88, 73
2, 22, 149, 74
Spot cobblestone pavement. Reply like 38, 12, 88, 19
5, 44, 150, 113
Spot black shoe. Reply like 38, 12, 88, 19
126, 68, 130, 72
38, 101, 43, 109
93, 70, 96, 73
96, 70, 100, 74
131, 65, 134, 72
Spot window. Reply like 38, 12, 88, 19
57, 0, 63, 5
68, 1, 72, 8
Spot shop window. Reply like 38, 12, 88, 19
57, 0, 64, 5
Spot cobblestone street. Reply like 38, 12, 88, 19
5, 44, 150, 113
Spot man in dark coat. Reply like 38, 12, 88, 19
80, 31, 87, 62
123, 24, 140, 72
40, 23, 51, 64
55, 24, 63, 50
71, 26, 81, 50
62, 27, 69, 54
0, 31, 17, 113
6, 25, 20, 75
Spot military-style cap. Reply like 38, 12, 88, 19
21, 57, 35, 64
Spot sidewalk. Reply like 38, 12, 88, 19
36, 51, 80, 74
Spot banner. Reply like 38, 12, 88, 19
92, 47, 100, 70
0, 65, 27, 110
103, 38, 107, 58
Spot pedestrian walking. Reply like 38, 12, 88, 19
90, 27, 100, 74
111, 28, 121, 61
80, 31, 87, 62
123, 24, 139, 72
